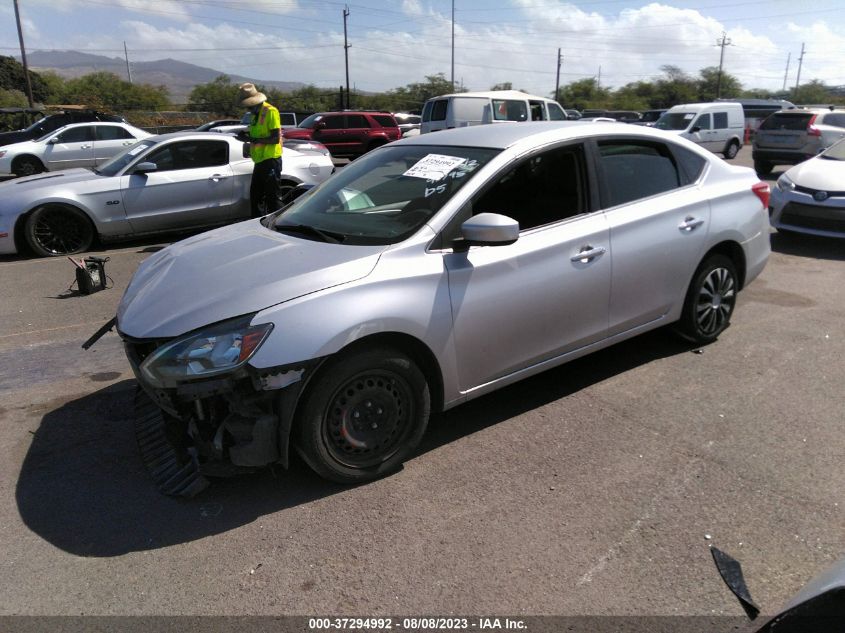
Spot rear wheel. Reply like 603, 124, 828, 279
14, 156, 44, 178
723, 140, 739, 159
754, 159, 773, 176
25, 204, 95, 257
676, 254, 738, 345
296, 347, 430, 483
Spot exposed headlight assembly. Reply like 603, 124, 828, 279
776, 174, 795, 193
140, 314, 273, 388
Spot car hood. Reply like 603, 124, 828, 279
5, 167, 98, 189
117, 219, 385, 339
787, 156, 845, 190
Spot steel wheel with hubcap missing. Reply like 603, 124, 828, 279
296, 347, 430, 483
25, 204, 95, 257
677, 254, 738, 344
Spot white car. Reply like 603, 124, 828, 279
0, 122, 151, 177
0, 131, 335, 257
770, 137, 845, 238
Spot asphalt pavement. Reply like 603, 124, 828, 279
0, 146, 842, 621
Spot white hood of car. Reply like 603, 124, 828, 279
4, 168, 98, 190
787, 157, 845, 190
117, 220, 385, 339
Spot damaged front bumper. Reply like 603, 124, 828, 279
122, 332, 319, 496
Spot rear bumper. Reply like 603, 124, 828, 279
752, 149, 815, 165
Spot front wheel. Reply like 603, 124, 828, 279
296, 347, 430, 483
676, 254, 738, 345
25, 204, 95, 257
14, 156, 44, 178
723, 141, 739, 159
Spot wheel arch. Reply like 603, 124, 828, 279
11, 153, 45, 174
700, 240, 747, 290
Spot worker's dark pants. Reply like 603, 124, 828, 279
250, 157, 283, 217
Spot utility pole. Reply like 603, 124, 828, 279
13, 0, 34, 108
343, 6, 350, 108
123, 41, 133, 84
596, 65, 601, 91
716, 31, 733, 98
554, 48, 562, 103
451, 0, 455, 91
794, 42, 805, 96
782, 52, 790, 92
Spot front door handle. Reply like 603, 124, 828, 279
80, 144, 92, 149
571, 245, 606, 263
679, 216, 705, 232
209, 174, 227, 182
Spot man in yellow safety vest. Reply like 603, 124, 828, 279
238, 82, 283, 217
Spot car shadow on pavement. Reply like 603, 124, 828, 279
17, 329, 697, 558
771, 231, 845, 261
15, 379, 349, 558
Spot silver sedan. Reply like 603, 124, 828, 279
114, 122, 771, 493
770, 138, 845, 238
0, 131, 335, 257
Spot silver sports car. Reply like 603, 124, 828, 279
114, 122, 771, 493
0, 131, 335, 257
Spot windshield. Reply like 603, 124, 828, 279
264, 144, 500, 245
297, 113, 323, 129
95, 140, 157, 177
24, 117, 50, 135
820, 138, 845, 160
654, 112, 695, 130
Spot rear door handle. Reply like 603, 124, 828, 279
679, 216, 705, 232
571, 245, 606, 263
80, 144, 92, 149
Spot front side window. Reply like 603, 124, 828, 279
322, 115, 345, 130
266, 144, 500, 245
55, 126, 94, 143
654, 112, 695, 131
598, 141, 681, 208
430, 100, 448, 122
472, 144, 588, 231
145, 140, 229, 172
297, 114, 323, 129
492, 99, 528, 122
693, 114, 711, 130
96, 140, 156, 176
548, 103, 566, 121
821, 113, 845, 128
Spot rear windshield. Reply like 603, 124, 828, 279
759, 113, 813, 131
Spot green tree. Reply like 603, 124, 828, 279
0, 87, 28, 107
187, 74, 240, 114
558, 78, 611, 110
651, 65, 698, 108
0, 55, 51, 103
697, 66, 742, 101
611, 81, 657, 110
59, 72, 168, 110
36, 70, 66, 104
793, 79, 836, 104
490, 82, 513, 91
387, 73, 461, 112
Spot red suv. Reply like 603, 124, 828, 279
283, 111, 401, 158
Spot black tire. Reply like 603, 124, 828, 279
296, 346, 430, 483
676, 254, 738, 345
277, 179, 299, 206
14, 155, 44, 178
25, 205, 95, 257
754, 159, 773, 176
723, 140, 739, 160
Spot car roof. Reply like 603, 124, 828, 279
431, 90, 553, 101
396, 121, 676, 151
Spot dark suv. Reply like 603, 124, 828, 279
0, 110, 126, 147
283, 111, 401, 158
752, 108, 845, 174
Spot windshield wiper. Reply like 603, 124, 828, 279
274, 222, 344, 243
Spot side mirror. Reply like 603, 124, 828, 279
133, 162, 157, 174
690, 125, 701, 133
453, 213, 519, 252
314, 121, 327, 130
48, 137, 60, 144
282, 183, 314, 205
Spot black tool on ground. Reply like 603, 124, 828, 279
711, 545, 761, 619
81, 315, 117, 350
68, 256, 111, 294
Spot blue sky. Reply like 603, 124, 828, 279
2, 0, 844, 95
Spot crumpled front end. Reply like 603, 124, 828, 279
122, 326, 319, 497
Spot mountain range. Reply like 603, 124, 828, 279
24, 50, 305, 104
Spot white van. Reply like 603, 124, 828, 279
654, 102, 745, 159
420, 90, 567, 134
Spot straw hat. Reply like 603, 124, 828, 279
238, 83, 267, 107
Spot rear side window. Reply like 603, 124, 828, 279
492, 99, 528, 122
713, 112, 728, 129
346, 115, 369, 128
672, 145, 708, 184
598, 142, 681, 208
820, 113, 845, 128
372, 115, 396, 127
759, 113, 813, 131
96, 125, 136, 140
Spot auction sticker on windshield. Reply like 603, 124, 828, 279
403, 154, 467, 180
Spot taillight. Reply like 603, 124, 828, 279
807, 114, 821, 137
752, 181, 770, 209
